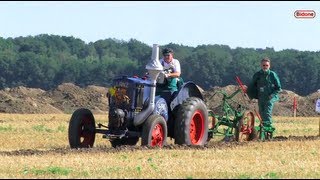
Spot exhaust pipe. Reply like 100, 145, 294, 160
133, 44, 163, 126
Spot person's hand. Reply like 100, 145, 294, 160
165, 73, 170, 78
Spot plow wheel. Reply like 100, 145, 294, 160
68, 108, 96, 148
235, 110, 256, 142
141, 114, 167, 147
174, 97, 208, 145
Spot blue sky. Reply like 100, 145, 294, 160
1, 1, 320, 51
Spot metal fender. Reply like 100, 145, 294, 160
170, 81, 204, 110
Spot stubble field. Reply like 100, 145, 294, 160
0, 113, 319, 178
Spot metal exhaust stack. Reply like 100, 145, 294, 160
146, 44, 163, 84
133, 44, 163, 126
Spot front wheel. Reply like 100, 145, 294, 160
174, 97, 208, 145
68, 108, 96, 148
141, 114, 167, 147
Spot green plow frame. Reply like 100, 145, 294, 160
207, 76, 276, 142
207, 88, 257, 142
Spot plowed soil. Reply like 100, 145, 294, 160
0, 83, 318, 116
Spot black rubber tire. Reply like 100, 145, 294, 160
235, 110, 256, 142
141, 114, 167, 147
68, 108, 96, 148
174, 97, 208, 145
110, 137, 139, 148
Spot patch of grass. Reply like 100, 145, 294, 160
0, 125, 14, 132
172, 153, 178, 157
105, 166, 121, 173
121, 154, 128, 160
136, 166, 142, 173
80, 171, 90, 177
238, 174, 252, 179
32, 125, 53, 133
282, 129, 289, 133
264, 171, 279, 179
56, 125, 66, 132
303, 128, 313, 132
23, 166, 72, 176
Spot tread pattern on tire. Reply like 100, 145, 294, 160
68, 108, 96, 148
141, 114, 167, 147
174, 97, 208, 145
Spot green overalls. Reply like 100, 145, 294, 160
247, 69, 281, 127
156, 76, 183, 95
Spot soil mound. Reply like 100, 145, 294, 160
0, 83, 318, 116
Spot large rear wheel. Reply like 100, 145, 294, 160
141, 114, 167, 147
68, 108, 96, 148
174, 97, 208, 145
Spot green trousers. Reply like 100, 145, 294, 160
258, 96, 278, 127
156, 77, 178, 94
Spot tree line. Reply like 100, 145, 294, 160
0, 34, 319, 96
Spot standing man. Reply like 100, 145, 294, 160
247, 57, 282, 130
157, 47, 181, 94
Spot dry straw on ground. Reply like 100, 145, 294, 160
0, 114, 319, 178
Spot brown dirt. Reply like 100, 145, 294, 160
204, 85, 319, 117
0, 83, 318, 116
0, 83, 108, 114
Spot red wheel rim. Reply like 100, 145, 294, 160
151, 124, 164, 147
190, 110, 205, 145
239, 112, 255, 141
78, 116, 94, 147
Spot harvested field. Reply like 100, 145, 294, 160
0, 114, 319, 178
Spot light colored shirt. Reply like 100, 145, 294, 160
159, 58, 181, 73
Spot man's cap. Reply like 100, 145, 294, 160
162, 48, 174, 55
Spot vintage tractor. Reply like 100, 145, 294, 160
68, 44, 208, 148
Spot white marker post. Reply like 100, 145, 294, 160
316, 98, 320, 136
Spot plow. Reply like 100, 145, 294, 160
206, 77, 276, 142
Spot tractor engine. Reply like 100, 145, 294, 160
107, 76, 153, 131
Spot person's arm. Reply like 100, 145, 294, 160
166, 59, 181, 78
269, 72, 282, 99
247, 73, 258, 99
167, 71, 181, 78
